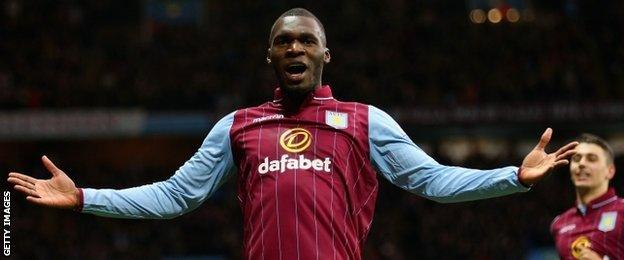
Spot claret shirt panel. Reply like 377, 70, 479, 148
230, 85, 376, 260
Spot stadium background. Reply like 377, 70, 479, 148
2, 0, 624, 259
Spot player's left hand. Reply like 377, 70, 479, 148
578, 246, 603, 260
518, 128, 578, 186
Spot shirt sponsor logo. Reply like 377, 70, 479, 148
325, 111, 348, 129
598, 211, 617, 232
257, 128, 332, 174
252, 114, 284, 123
559, 224, 576, 234
280, 128, 312, 153
258, 155, 332, 174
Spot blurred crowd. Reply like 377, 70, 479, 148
2, 1, 624, 111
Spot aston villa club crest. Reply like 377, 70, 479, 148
325, 111, 348, 129
598, 211, 617, 232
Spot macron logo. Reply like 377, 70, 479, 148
258, 154, 331, 174
559, 224, 576, 234
252, 114, 284, 123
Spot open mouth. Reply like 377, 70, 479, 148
284, 63, 308, 82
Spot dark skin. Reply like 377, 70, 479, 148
268, 16, 331, 109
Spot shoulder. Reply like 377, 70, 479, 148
552, 207, 577, 226
212, 111, 237, 129
599, 196, 624, 211
550, 207, 577, 235
233, 102, 274, 115
614, 197, 624, 211
367, 105, 398, 123
232, 102, 283, 124
327, 99, 370, 113
366, 104, 389, 115
367, 105, 407, 135
331, 101, 371, 121
200, 111, 237, 140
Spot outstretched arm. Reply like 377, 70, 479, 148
368, 106, 576, 203
8, 112, 237, 219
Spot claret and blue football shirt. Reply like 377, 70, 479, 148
551, 188, 624, 259
80, 85, 529, 260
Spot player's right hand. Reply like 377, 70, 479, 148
518, 128, 578, 186
578, 246, 602, 260
7, 155, 80, 210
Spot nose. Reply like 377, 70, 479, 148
577, 157, 586, 168
286, 41, 305, 56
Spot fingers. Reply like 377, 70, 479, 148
14, 185, 39, 198
556, 149, 577, 161
25, 196, 48, 206
535, 128, 552, 151
7, 172, 38, 185
41, 155, 61, 177
554, 141, 579, 157
7, 176, 36, 190
578, 246, 599, 259
552, 159, 570, 169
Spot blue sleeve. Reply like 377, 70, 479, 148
368, 106, 529, 203
81, 111, 237, 219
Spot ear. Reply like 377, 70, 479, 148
324, 48, 331, 64
266, 48, 272, 64
606, 164, 616, 180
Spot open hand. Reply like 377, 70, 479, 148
7, 156, 80, 210
518, 128, 578, 186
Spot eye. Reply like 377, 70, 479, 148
571, 154, 581, 162
302, 37, 316, 45
587, 154, 598, 162
274, 37, 290, 46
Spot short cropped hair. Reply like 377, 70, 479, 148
269, 8, 327, 45
576, 133, 614, 164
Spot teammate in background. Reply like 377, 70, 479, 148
9, 8, 578, 259
551, 134, 623, 260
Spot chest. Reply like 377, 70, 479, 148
230, 103, 371, 178
554, 208, 623, 258
229, 103, 378, 206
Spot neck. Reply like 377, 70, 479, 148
282, 94, 307, 111
280, 83, 320, 110
576, 184, 609, 205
